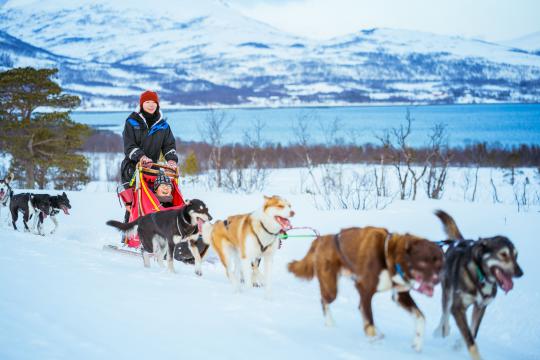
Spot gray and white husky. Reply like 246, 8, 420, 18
433, 210, 523, 360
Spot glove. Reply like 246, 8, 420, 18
167, 160, 177, 170
140, 155, 153, 168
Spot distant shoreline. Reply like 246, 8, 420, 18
71, 101, 540, 113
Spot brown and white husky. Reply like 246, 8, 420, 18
202, 195, 294, 295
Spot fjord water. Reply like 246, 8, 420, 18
72, 103, 540, 147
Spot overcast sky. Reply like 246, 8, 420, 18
230, 0, 540, 42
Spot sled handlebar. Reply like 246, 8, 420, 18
137, 162, 179, 178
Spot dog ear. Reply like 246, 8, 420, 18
62, 192, 66, 197
6, 173, 14, 184
472, 239, 488, 260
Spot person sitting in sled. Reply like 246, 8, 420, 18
153, 170, 174, 209
120, 90, 178, 220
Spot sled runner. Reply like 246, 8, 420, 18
112, 162, 209, 263
102, 243, 218, 264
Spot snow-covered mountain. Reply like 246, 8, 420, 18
1, 0, 540, 109
503, 31, 540, 55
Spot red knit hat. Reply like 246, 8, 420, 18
139, 90, 159, 107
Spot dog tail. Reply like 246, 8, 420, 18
106, 219, 139, 238
288, 237, 319, 280
435, 210, 464, 241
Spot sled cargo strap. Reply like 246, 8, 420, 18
140, 171, 159, 212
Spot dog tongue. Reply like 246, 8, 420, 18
275, 216, 292, 230
494, 268, 514, 293
61, 205, 70, 215
416, 282, 434, 297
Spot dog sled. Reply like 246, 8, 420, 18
105, 162, 209, 264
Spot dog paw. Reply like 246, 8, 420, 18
433, 324, 450, 338
195, 269, 202, 277
453, 338, 464, 351
324, 316, 335, 327
365, 326, 384, 341
412, 338, 423, 352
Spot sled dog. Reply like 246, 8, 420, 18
202, 195, 294, 295
288, 226, 443, 352
433, 210, 523, 360
0, 173, 14, 221
10, 193, 52, 235
36, 192, 71, 235
107, 199, 212, 275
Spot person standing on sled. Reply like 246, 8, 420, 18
120, 90, 178, 222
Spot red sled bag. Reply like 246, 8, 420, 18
118, 163, 185, 247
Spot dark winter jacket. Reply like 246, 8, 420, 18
121, 110, 178, 185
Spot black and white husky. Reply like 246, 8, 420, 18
10, 193, 52, 235
0, 173, 14, 222
433, 210, 523, 360
38, 192, 71, 235
106, 199, 212, 276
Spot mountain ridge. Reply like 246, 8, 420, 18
1, 0, 539, 108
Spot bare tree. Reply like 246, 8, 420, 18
221, 118, 269, 193
461, 168, 472, 201
373, 154, 388, 197
425, 123, 451, 199
293, 111, 324, 197
513, 176, 531, 212
198, 109, 234, 188
471, 166, 480, 202
489, 169, 501, 204
377, 110, 423, 200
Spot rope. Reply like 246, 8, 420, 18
278, 226, 320, 239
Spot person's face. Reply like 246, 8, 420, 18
156, 183, 172, 197
142, 100, 158, 114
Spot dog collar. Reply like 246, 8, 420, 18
476, 264, 486, 283
384, 232, 409, 284
179, 208, 197, 236
395, 263, 405, 278
260, 220, 280, 236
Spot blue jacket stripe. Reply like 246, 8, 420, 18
148, 121, 169, 136
128, 118, 140, 128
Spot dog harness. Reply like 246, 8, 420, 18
333, 233, 357, 273
465, 248, 495, 301
383, 232, 410, 287
175, 209, 197, 238
260, 221, 280, 236
251, 221, 276, 253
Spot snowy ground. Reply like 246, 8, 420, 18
0, 169, 539, 360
